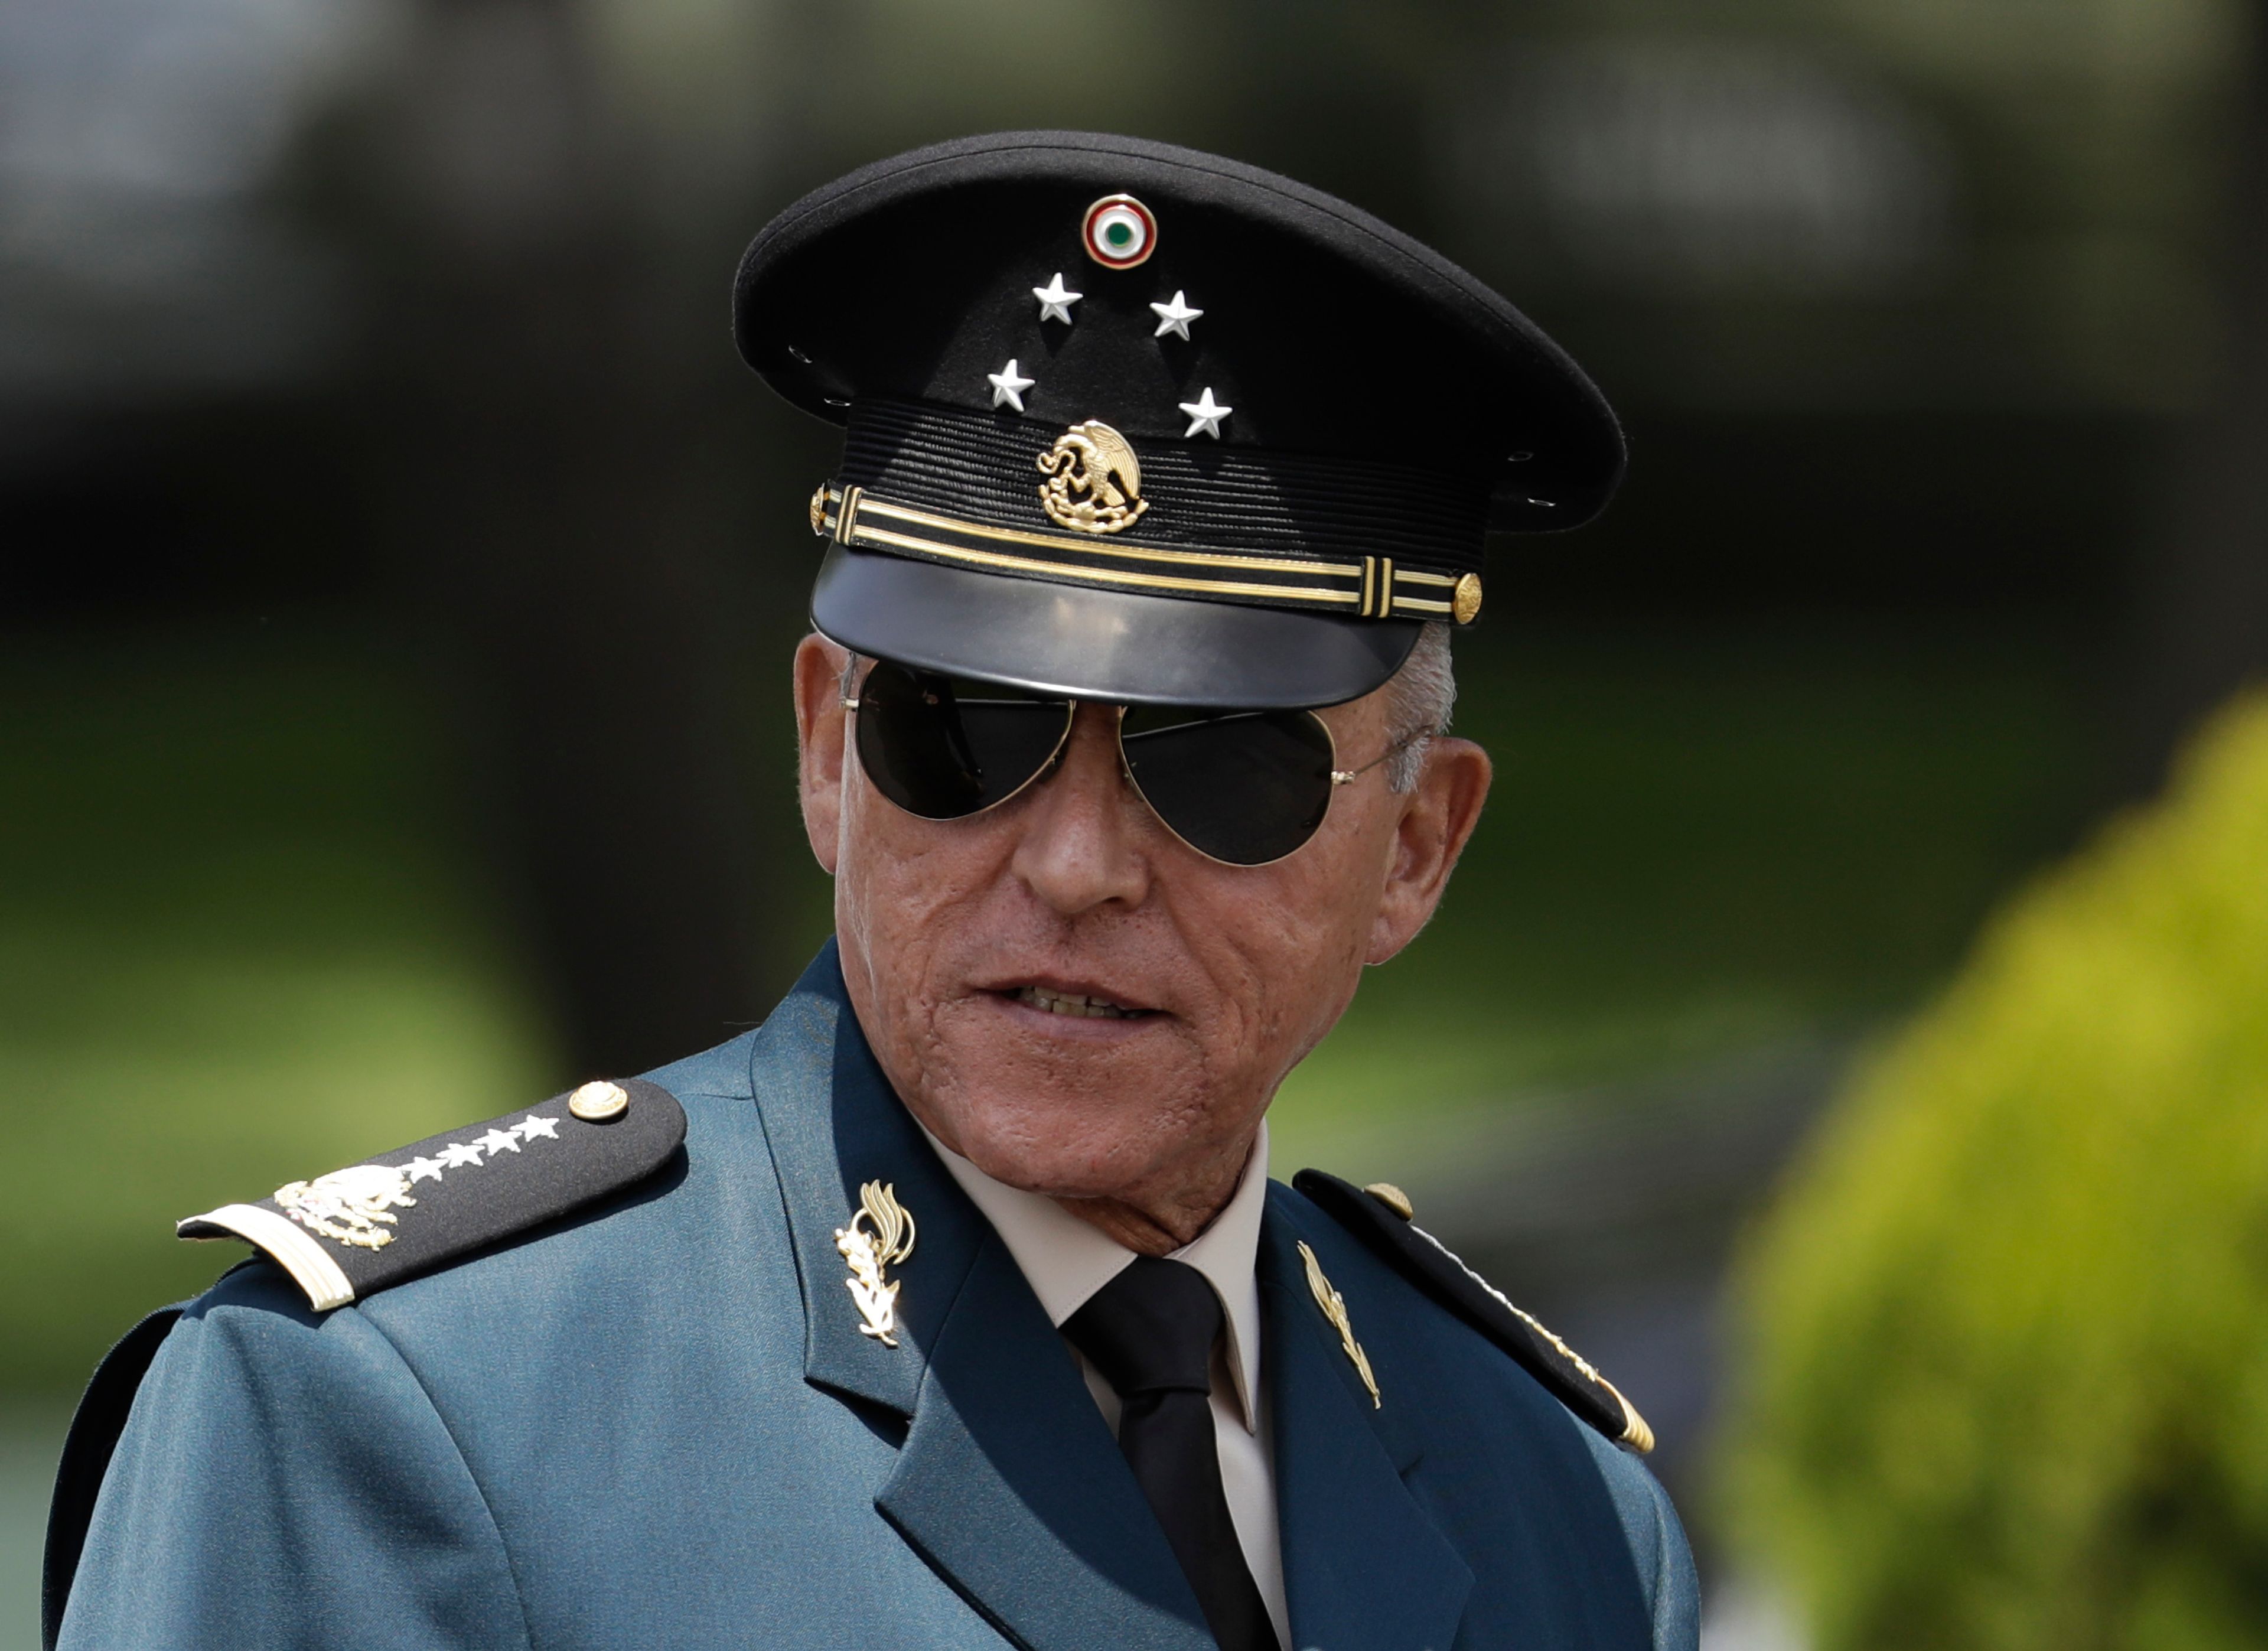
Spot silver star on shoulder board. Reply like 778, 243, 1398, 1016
1032, 273, 1081, 325
405, 1155, 446, 1184
988, 359, 1035, 412
514, 1113, 561, 1141
438, 1140, 485, 1169
1151, 291, 1203, 339
477, 1127, 522, 1155
1178, 387, 1231, 439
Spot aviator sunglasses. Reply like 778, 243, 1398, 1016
845, 657, 1422, 867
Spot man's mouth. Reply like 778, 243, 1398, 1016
1008, 985, 1152, 1020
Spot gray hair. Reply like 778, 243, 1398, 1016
1381, 623, 1456, 792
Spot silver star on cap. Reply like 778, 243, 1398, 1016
1178, 387, 1231, 439
1032, 273, 1082, 325
988, 359, 1036, 412
1151, 291, 1203, 339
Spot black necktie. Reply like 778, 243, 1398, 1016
1063, 1256, 1278, 1651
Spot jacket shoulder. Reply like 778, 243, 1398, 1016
42, 1302, 183, 1649
640, 1024, 762, 1101
176, 1076, 689, 1314
1288, 1168, 1656, 1456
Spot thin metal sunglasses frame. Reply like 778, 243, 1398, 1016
839, 672, 1427, 868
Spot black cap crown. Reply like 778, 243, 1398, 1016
737, 131, 1621, 707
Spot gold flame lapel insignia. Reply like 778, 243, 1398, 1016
1298, 1240, 1380, 1408
835, 1181, 918, 1347
1036, 420, 1150, 535
274, 1164, 417, 1251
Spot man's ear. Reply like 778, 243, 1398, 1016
1365, 735, 1491, 965
793, 633, 851, 875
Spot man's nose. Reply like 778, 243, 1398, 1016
1009, 704, 1153, 914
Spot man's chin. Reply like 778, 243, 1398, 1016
917, 1061, 1199, 1193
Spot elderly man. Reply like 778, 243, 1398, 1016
46, 133, 1696, 1651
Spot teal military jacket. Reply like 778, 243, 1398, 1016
52, 945, 1698, 1650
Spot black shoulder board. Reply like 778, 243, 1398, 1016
1292, 1168, 1656, 1455
44, 1303, 184, 1651
177, 1079, 686, 1311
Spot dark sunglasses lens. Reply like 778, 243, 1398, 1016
853, 660, 1072, 820
1119, 706, 1337, 864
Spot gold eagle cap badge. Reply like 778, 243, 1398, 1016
1036, 419, 1150, 535
835, 1181, 918, 1347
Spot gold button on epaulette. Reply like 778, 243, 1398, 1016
1363, 1181, 1415, 1221
569, 1080, 630, 1122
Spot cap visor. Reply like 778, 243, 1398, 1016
810, 545, 1420, 708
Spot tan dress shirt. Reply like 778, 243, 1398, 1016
920, 1122, 1290, 1649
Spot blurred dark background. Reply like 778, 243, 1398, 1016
5, 0, 2264, 1642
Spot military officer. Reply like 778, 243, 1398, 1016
45, 132, 1697, 1651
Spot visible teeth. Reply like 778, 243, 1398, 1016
1015, 985, 1139, 1019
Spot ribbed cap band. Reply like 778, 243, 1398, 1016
840, 398, 1486, 577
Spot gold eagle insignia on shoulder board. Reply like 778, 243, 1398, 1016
179, 1083, 684, 1315
274, 1165, 416, 1251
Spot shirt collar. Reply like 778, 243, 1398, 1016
919, 1118, 1270, 1432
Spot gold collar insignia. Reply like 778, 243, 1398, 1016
835, 1180, 918, 1347
1299, 1240, 1381, 1407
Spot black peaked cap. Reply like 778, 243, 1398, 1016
737, 131, 1622, 707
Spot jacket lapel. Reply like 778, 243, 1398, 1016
879, 1233, 1220, 1651
748, 947, 978, 1417
1262, 1199, 1474, 1651
751, 946, 1216, 1651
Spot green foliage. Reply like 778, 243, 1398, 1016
1722, 692, 2268, 1651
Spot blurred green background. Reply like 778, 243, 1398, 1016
1722, 692, 2268, 1651
6, 0, 2266, 1645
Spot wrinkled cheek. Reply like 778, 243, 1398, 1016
1195, 990, 1276, 1094
840, 804, 944, 961
1217, 949, 1352, 1093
